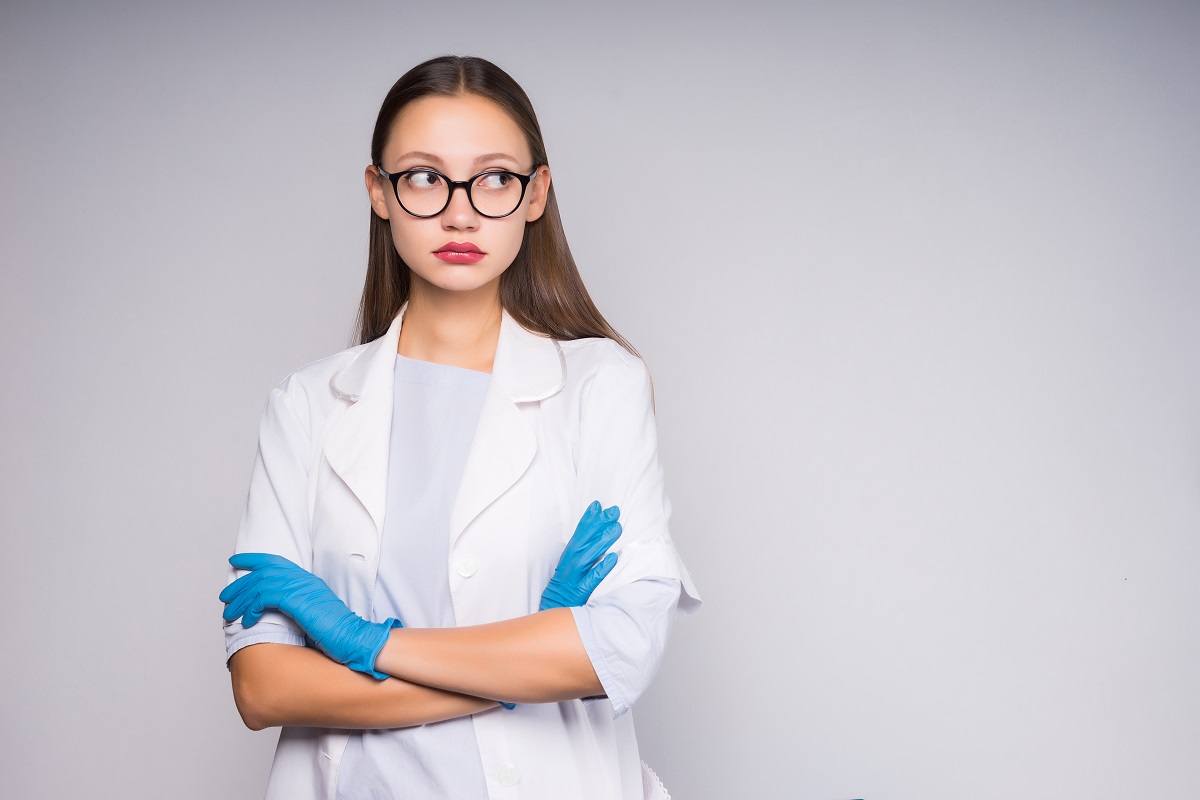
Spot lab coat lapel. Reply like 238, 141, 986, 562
449, 310, 566, 547
323, 306, 407, 537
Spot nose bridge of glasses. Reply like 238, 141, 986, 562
444, 177, 478, 216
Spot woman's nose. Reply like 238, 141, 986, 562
441, 184, 480, 230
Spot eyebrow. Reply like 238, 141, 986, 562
392, 151, 522, 168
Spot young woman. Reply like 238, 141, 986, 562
220, 55, 700, 800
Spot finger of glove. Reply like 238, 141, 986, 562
219, 578, 245, 606
228, 552, 300, 572
219, 566, 275, 604
222, 578, 273, 623
580, 552, 619, 596
566, 501, 603, 545
550, 525, 620, 589
220, 569, 269, 616
222, 571, 313, 622
234, 562, 335, 613
241, 583, 322, 630
219, 563, 298, 606
223, 586, 261, 624
241, 595, 269, 628
563, 510, 620, 565
574, 521, 623, 571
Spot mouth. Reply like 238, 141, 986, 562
434, 242, 485, 264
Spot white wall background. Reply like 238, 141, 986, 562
2, 2, 1197, 798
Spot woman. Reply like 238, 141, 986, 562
220, 55, 701, 800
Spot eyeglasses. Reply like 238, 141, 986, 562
374, 165, 540, 219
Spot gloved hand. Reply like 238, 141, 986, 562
220, 552, 402, 680
539, 500, 622, 611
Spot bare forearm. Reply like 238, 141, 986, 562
374, 607, 602, 703
229, 643, 496, 731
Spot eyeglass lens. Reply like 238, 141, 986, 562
396, 170, 528, 218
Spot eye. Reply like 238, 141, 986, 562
403, 170, 443, 189
474, 171, 514, 191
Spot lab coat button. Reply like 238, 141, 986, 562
455, 557, 477, 578
498, 764, 520, 787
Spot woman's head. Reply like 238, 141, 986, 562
354, 55, 634, 357
368, 92, 550, 302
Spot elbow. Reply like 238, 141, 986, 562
237, 708, 269, 732
231, 674, 271, 731
229, 648, 278, 731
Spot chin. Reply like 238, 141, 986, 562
418, 271, 506, 295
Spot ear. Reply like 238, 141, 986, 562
365, 165, 391, 220
524, 165, 552, 222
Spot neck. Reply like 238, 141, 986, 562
397, 278, 502, 373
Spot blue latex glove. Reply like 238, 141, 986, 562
539, 500, 622, 611
220, 552, 401, 680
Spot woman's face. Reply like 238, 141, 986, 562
366, 93, 551, 299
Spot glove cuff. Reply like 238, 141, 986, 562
359, 618, 404, 680
539, 583, 574, 611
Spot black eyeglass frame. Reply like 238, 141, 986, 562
374, 164, 541, 219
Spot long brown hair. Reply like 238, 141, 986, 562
353, 55, 637, 360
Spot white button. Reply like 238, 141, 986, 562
455, 557, 477, 578
498, 764, 520, 787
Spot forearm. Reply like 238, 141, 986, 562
374, 607, 603, 703
229, 642, 496, 731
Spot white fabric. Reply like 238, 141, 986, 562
223, 304, 701, 800
640, 762, 672, 800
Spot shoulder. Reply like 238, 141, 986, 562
272, 343, 368, 396
558, 336, 647, 383
556, 336, 653, 411
260, 342, 370, 433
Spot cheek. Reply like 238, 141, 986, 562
492, 221, 528, 259
386, 218, 430, 259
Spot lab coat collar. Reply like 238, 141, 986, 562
324, 301, 565, 545
329, 303, 566, 403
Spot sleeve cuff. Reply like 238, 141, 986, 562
224, 626, 307, 669
570, 605, 630, 718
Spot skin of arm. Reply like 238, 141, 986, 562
373, 607, 603, 703
229, 642, 497, 731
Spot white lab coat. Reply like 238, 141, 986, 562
225, 303, 701, 800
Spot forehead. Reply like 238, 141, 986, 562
383, 94, 531, 168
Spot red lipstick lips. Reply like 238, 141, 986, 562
434, 242, 485, 264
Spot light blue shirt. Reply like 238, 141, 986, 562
335, 354, 491, 799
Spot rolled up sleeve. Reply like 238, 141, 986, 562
225, 620, 307, 663
570, 576, 682, 718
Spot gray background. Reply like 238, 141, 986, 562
2, 1, 1197, 798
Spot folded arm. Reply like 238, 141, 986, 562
372, 575, 682, 707
373, 607, 602, 704
229, 642, 497, 731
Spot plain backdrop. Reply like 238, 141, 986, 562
2, 2, 1198, 798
